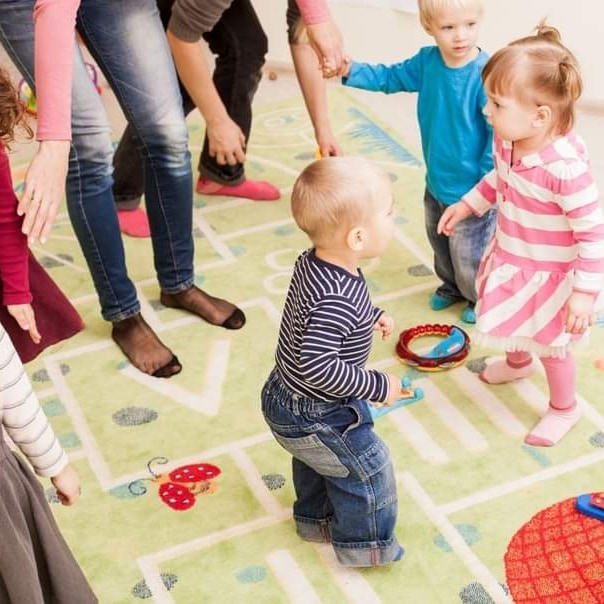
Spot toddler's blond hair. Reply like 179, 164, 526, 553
291, 157, 391, 246
418, 0, 484, 31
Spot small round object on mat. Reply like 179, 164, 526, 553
395, 323, 470, 371
505, 497, 604, 603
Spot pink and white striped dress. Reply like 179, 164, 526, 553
463, 133, 604, 357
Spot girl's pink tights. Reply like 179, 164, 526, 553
481, 351, 581, 446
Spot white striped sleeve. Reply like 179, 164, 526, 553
0, 329, 68, 478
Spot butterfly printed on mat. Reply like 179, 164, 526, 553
132, 456, 222, 511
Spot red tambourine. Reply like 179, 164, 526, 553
395, 324, 470, 371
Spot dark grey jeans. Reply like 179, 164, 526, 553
112, 0, 268, 208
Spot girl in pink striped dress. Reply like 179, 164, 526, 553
438, 24, 604, 447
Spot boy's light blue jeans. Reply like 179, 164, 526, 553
261, 369, 404, 567
0, 0, 194, 322
424, 188, 497, 304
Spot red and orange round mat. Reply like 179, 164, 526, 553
505, 497, 604, 603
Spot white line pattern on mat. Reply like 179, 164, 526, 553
400, 472, 512, 604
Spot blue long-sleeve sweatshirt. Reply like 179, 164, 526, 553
343, 46, 493, 205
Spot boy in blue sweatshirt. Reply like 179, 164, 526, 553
342, 0, 495, 324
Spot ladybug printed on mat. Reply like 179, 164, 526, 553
142, 456, 222, 511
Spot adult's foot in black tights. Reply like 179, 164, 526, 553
160, 286, 246, 330
111, 313, 182, 378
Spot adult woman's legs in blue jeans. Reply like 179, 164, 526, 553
0, 0, 245, 378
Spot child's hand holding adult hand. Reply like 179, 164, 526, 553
51, 465, 81, 506
437, 202, 473, 236
7, 303, 41, 344
374, 314, 394, 339
565, 291, 596, 334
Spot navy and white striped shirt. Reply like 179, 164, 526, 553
275, 249, 389, 402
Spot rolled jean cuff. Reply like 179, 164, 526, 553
159, 277, 195, 296
114, 196, 142, 211
295, 516, 332, 543
198, 161, 246, 187
332, 538, 404, 567
106, 303, 142, 324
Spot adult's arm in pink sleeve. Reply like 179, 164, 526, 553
16, 0, 78, 244
295, 0, 330, 25
33, 0, 80, 141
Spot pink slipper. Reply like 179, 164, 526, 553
196, 177, 280, 201
117, 207, 151, 238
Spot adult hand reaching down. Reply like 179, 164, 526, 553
18, 140, 70, 244
207, 114, 247, 166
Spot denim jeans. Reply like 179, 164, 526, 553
424, 188, 497, 304
112, 0, 268, 208
261, 369, 403, 567
0, 0, 194, 321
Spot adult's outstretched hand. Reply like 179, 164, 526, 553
18, 140, 70, 244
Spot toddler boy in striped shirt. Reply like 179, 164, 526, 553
261, 157, 404, 566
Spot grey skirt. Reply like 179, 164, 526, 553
0, 434, 97, 604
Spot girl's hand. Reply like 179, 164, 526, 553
7, 303, 41, 344
18, 140, 70, 244
51, 465, 81, 506
437, 202, 473, 236
374, 314, 394, 339
207, 116, 246, 166
565, 291, 596, 334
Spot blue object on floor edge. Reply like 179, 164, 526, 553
576, 494, 604, 522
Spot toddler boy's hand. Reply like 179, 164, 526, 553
384, 373, 403, 406
437, 201, 473, 236
7, 303, 41, 344
374, 314, 394, 339
341, 56, 352, 78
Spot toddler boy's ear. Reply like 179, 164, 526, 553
346, 226, 365, 251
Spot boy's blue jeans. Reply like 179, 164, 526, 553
261, 369, 404, 567
0, 0, 194, 322
424, 188, 497, 304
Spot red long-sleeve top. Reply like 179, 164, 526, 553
0, 145, 31, 305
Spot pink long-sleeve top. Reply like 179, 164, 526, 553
464, 133, 604, 295
0, 145, 31, 306
33, 0, 330, 141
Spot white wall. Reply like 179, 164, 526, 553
255, 0, 604, 104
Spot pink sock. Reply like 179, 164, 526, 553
117, 207, 151, 238
480, 351, 534, 384
196, 177, 280, 201
525, 402, 582, 446
525, 353, 580, 446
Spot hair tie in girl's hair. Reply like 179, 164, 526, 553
535, 23, 561, 44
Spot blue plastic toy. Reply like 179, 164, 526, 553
370, 376, 424, 419
424, 326, 466, 359
576, 493, 604, 522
